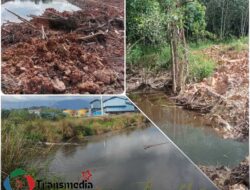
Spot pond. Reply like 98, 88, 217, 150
41, 127, 217, 190
129, 92, 249, 167
1, 0, 81, 24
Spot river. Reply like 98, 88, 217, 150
39, 126, 218, 190
129, 91, 249, 167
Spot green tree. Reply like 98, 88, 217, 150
127, 0, 166, 45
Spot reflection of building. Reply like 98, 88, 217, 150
63, 109, 88, 117
89, 97, 136, 116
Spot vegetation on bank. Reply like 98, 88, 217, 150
1, 109, 147, 181
127, 37, 248, 82
127, 0, 248, 90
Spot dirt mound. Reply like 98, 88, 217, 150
127, 67, 172, 92
2, 4, 124, 94
176, 46, 249, 140
200, 157, 249, 190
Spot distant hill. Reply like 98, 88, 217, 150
52, 99, 91, 110
1, 101, 54, 109
2, 98, 94, 110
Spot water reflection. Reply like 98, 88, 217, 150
1, 0, 80, 24
130, 92, 249, 167
44, 127, 217, 190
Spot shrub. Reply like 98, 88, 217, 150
188, 53, 215, 82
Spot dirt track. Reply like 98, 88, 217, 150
2, 0, 124, 94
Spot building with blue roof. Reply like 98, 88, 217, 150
89, 97, 137, 116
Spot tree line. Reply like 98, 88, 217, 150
127, 0, 249, 45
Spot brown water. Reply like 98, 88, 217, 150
40, 127, 218, 190
129, 92, 249, 167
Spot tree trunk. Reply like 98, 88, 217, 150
170, 25, 188, 94
220, 0, 225, 39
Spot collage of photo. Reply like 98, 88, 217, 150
1, 0, 249, 190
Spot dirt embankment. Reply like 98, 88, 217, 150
175, 46, 249, 141
2, 0, 124, 94
127, 67, 171, 92
200, 157, 249, 190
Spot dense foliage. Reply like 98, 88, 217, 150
127, 0, 248, 45
202, 0, 249, 38
127, 0, 248, 82
127, 0, 166, 44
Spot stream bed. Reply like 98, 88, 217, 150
40, 127, 217, 190
1, 0, 81, 24
129, 92, 249, 167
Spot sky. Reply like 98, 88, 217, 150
1, 96, 128, 109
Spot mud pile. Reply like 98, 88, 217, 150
2, 3, 124, 94
176, 46, 249, 140
127, 68, 172, 92
200, 157, 249, 190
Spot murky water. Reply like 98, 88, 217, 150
129, 92, 249, 167
1, 0, 80, 24
43, 127, 217, 190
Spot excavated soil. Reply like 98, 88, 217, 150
126, 67, 172, 92
200, 157, 249, 190
2, 0, 124, 94
176, 46, 249, 140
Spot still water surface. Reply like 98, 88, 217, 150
129, 92, 249, 167
2, 0, 80, 24
43, 127, 217, 190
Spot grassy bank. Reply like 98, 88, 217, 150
1, 112, 147, 180
127, 37, 248, 82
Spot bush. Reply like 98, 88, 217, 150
127, 0, 166, 44
127, 45, 143, 65
188, 53, 215, 82
127, 44, 171, 70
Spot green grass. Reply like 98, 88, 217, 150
189, 37, 248, 51
223, 37, 248, 52
127, 37, 247, 82
127, 44, 171, 70
13, 113, 147, 142
1, 112, 147, 182
188, 37, 248, 81
188, 53, 215, 82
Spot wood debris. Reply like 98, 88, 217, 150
2, 1, 124, 94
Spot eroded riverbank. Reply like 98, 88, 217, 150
129, 91, 249, 190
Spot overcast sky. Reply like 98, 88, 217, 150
1, 96, 127, 109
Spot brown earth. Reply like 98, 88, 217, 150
127, 67, 171, 92
127, 46, 248, 140
175, 46, 249, 141
200, 157, 249, 190
2, 0, 124, 94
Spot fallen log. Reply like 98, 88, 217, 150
38, 141, 80, 146
205, 86, 227, 101
77, 31, 106, 41
144, 142, 168, 150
